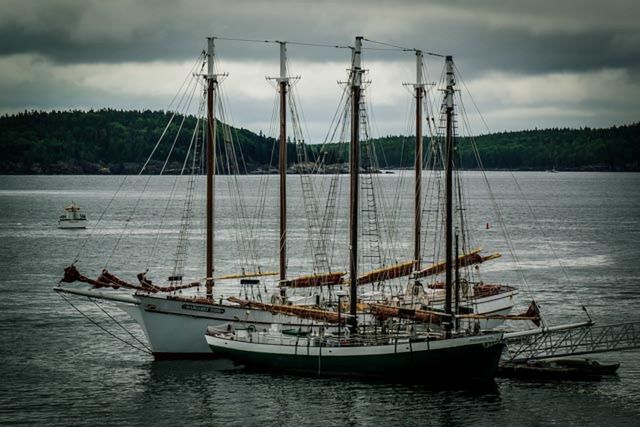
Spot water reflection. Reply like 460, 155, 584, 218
136, 360, 502, 425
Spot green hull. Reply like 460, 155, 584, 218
209, 340, 504, 382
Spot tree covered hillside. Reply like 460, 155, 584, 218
0, 110, 638, 173
0, 109, 278, 174
320, 125, 640, 171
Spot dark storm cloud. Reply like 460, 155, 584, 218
1, 0, 638, 135
0, 0, 638, 76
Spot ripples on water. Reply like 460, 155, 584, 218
1, 173, 639, 426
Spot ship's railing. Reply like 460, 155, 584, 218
504, 321, 640, 361
236, 328, 484, 348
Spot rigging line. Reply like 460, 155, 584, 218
462, 121, 536, 299
313, 77, 351, 158
159, 84, 198, 175
419, 137, 435, 264
180, 107, 203, 173
215, 70, 262, 270
362, 38, 446, 57
213, 36, 276, 44
139, 62, 206, 175
290, 90, 330, 274
456, 61, 580, 295
365, 89, 403, 261
259, 94, 279, 271
90, 298, 152, 352
146, 103, 204, 270
367, 91, 403, 268
173, 122, 201, 281
217, 100, 257, 272
72, 173, 128, 264
325, 89, 351, 268
113, 76, 202, 270
155, 80, 200, 215
249, 96, 278, 271
453, 68, 553, 311
212, 35, 351, 50
167, 51, 207, 112
77, 59, 197, 265
198, 118, 207, 284
104, 172, 154, 269
361, 47, 408, 51
58, 292, 152, 355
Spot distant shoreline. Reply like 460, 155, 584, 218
1, 168, 637, 176
2, 110, 638, 174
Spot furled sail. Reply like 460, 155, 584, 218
227, 296, 342, 323
60, 265, 199, 293
356, 260, 416, 286
214, 271, 278, 280
368, 303, 450, 325
136, 272, 201, 293
413, 250, 501, 279
278, 271, 345, 288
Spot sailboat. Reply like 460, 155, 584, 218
348, 46, 519, 331
205, 38, 505, 382
54, 38, 341, 358
55, 35, 533, 361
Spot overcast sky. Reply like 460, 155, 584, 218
1, 0, 639, 140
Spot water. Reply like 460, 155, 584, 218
1, 173, 639, 426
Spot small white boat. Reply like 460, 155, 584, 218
58, 203, 87, 229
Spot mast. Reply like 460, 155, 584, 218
444, 55, 455, 334
349, 36, 363, 329
278, 42, 288, 282
414, 50, 425, 269
205, 37, 217, 299
454, 230, 460, 330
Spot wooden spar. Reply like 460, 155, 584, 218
457, 313, 540, 322
414, 50, 424, 270
278, 42, 288, 282
368, 303, 450, 325
214, 271, 279, 280
278, 271, 345, 288
349, 37, 363, 329
206, 37, 217, 299
227, 296, 343, 323
354, 260, 415, 285
444, 55, 454, 334
413, 250, 501, 279
457, 298, 542, 325
455, 232, 460, 325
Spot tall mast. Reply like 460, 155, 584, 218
444, 55, 455, 334
414, 50, 425, 269
278, 42, 289, 282
205, 37, 217, 299
349, 36, 363, 329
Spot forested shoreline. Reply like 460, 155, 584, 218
1, 109, 638, 174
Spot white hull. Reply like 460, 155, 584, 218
131, 295, 332, 356
411, 288, 518, 330
206, 330, 502, 357
58, 220, 87, 229
56, 287, 330, 357
55, 285, 517, 357
462, 289, 518, 330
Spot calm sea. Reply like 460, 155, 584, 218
0, 173, 639, 426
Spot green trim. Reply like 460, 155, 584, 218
210, 341, 503, 382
